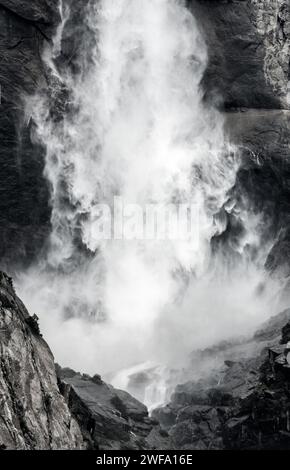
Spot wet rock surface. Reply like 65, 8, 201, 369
0, 0, 94, 269
0, 271, 84, 449
0, 0, 56, 268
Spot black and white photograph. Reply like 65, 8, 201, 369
0, 0, 290, 457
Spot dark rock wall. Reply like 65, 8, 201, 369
190, 0, 290, 109
0, 1, 57, 269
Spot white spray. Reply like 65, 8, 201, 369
18, 0, 282, 409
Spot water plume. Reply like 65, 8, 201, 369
17, 0, 283, 409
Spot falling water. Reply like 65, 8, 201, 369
18, 0, 282, 409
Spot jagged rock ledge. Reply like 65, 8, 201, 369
56, 366, 170, 450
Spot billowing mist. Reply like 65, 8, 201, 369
17, 0, 284, 409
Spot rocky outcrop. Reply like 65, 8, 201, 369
0, 271, 84, 449
0, 269, 169, 450
154, 309, 290, 450
56, 366, 170, 450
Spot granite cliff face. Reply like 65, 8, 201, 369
0, 271, 84, 449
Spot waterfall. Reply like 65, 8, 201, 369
18, 0, 282, 410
